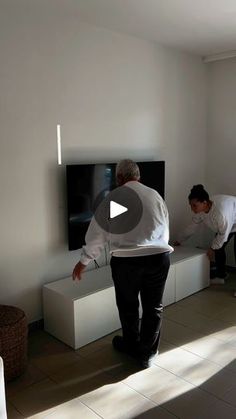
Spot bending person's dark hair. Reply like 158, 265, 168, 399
188, 184, 209, 202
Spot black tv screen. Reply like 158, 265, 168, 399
66, 161, 165, 250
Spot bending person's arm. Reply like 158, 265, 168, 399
177, 215, 203, 244
211, 215, 233, 250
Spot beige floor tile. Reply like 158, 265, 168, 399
30, 348, 82, 376
182, 334, 223, 353
161, 386, 217, 419
6, 285, 235, 419
6, 363, 46, 398
26, 408, 57, 419
178, 298, 223, 318
6, 402, 24, 419
164, 302, 186, 316
200, 366, 236, 397
107, 366, 143, 383
28, 398, 101, 419
221, 384, 236, 407
213, 350, 236, 372
165, 305, 231, 336
209, 324, 236, 342
83, 344, 141, 378
198, 286, 233, 301
177, 289, 230, 312
154, 346, 205, 378
213, 304, 236, 324
178, 357, 222, 386
123, 365, 195, 404
181, 336, 236, 370
158, 339, 176, 354
8, 378, 79, 417
76, 336, 111, 357
192, 292, 233, 315
165, 299, 218, 319
48, 356, 115, 396
190, 399, 236, 419
28, 330, 70, 358
227, 334, 236, 347
130, 405, 178, 418
153, 345, 230, 388
162, 318, 202, 346
197, 317, 233, 336
79, 382, 156, 419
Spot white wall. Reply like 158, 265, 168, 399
0, 3, 207, 321
207, 58, 236, 265
207, 58, 236, 195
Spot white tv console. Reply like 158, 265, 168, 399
43, 247, 209, 349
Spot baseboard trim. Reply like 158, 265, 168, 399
28, 318, 44, 334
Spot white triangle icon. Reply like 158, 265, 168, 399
110, 200, 128, 219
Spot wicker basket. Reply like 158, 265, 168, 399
0, 305, 28, 381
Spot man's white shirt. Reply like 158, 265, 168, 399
80, 181, 173, 266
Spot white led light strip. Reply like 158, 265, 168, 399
57, 124, 62, 165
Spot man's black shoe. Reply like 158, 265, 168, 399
112, 335, 138, 357
140, 357, 154, 369
112, 335, 125, 352
139, 352, 157, 369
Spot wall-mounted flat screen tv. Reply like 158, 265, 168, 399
66, 161, 165, 250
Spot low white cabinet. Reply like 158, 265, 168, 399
171, 246, 210, 301
43, 266, 120, 349
43, 247, 209, 349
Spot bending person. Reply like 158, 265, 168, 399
73, 159, 173, 368
175, 184, 236, 295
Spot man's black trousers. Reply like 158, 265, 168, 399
110, 252, 170, 358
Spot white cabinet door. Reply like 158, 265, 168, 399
175, 255, 209, 301
163, 264, 176, 306
74, 287, 121, 349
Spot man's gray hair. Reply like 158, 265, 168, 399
116, 159, 140, 181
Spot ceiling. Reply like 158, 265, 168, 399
3, 0, 236, 57
68, 0, 236, 57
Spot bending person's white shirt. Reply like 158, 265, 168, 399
178, 195, 236, 249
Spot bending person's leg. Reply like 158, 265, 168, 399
214, 233, 234, 279
214, 246, 227, 278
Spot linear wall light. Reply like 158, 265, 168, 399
57, 124, 62, 165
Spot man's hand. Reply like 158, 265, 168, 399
73, 261, 86, 281
206, 248, 215, 262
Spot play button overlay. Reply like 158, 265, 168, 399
94, 185, 143, 234
110, 201, 128, 219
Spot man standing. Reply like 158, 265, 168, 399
73, 159, 173, 368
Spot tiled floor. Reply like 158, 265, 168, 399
5, 274, 236, 419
